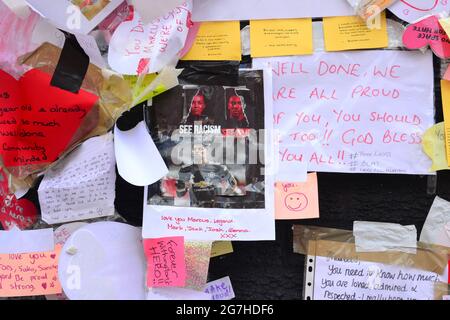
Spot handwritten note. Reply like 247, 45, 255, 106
181, 21, 241, 61
403, 15, 450, 59
323, 12, 388, 51
203, 276, 235, 300
275, 173, 319, 220
253, 50, 434, 175
0, 68, 97, 171
144, 237, 186, 288
389, 0, 450, 23
0, 168, 37, 230
308, 256, 446, 300
422, 122, 448, 171
211, 241, 233, 258
38, 134, 116, 225
0, 245, 62, 297
441, 80, 450, 167
250, 18, 313, 57
108, 1, 192, 74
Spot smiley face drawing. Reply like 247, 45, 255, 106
284, 192, 308, 212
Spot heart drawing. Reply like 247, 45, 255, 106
0, 68, 98, 170
0, 168, 37, 230
402, 15, 450, 59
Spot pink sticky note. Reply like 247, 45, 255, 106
444, 65, 450, 81
143, 236, 186, 288
402, 15, 450, 59
275, 173, 319, 220
0, 245, 62, 297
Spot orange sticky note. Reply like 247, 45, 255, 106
144, 236, 186, 288
181, 21, 241, 61
250, 18, 313, 57
441, 80, 450, 166
275, 173, 319, 220
0, 245, 62, 297
323, 12, 388, 52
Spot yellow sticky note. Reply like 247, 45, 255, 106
441, 80, 450, 166
275, 173, 319, 220
323, 12, 388, 52
440, 17, 450, 37
182, 21, 241, 61
422, 122, 448, 171
210, 241, 233, 258
0, 245, 62, 297
250, 18, 313, 57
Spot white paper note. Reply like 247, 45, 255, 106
253, 50, 434, 175
192, 0, 354, 21
131, 0, 184, 24
353, 221, 417, 254
0, 227, 54, 254
108, 1, 192, 74
38, 134, 116, 225
147, 287, 212, 300
203, 276, 235, 300
420, 196, 450, 247
31, 19, 106, 68
114, 121, 169, 187
389, 0, 450, 23
307, 256, 447, 300
58, 222, 146, 300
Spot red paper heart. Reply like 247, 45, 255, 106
0, 168, 37, 230
402, 15, 450, 59
0, 68, 98, 170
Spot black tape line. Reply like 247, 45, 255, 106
177, 61, 241, 86
50, 31, 90, 93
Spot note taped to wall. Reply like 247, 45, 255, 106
250, 18, 313, 57
253, 50, 434, 175
275, 173, 319, 220
323, 12, 388, 51
305, 255, 447, 300
440, 80, 450, 167
38, 134, 116, 224
181, 21, 242, 61
0, 245, 62, 297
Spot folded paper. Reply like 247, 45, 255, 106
38, 133, 116, 224
108, 1, 192, 74
114, 121, 169, 187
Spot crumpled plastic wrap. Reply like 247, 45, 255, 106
1, 42, 132, 191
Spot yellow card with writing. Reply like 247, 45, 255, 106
440, 17, 450, 37
422, 122, 448, 172
250, 18, 313, 57
211, 241, 233, 258
323, 12, 388, 52
440, 80, 450, 166
181, 21, 241, 61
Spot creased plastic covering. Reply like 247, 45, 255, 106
1, 42, 131, 186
